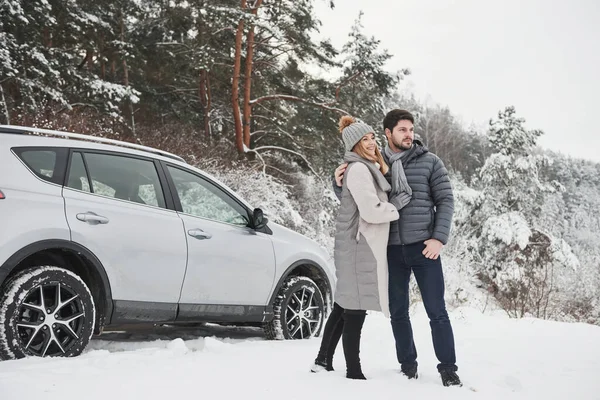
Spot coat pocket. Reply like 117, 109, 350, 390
356, 233, 378, 276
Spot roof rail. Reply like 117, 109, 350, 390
0, 125, 186, 163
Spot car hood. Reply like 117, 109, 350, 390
267, 221, 335, 278
268, 222, 329, 257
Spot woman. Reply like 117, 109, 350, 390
311, 116, 406, 380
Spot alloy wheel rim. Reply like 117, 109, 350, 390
15, 282, 86, 357
284, 287, 322, 339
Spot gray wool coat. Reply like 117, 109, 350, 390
334, 156, 400, 317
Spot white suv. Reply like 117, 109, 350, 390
0, 125, 334, 360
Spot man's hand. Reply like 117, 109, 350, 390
423, 239, 443, 260
335, 163, 348, 187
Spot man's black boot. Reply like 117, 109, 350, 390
440, 370, 462, 387
401, 363, 418, 379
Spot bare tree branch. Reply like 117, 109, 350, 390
155, 42, 186, 46
57, 103, 100, 114
265, 164, 300, 177
329, 71, 362, 104
250, 145, 321, 180
250, 129, 269, 137
253, 34, 277, 47
250, 95, 349, 115
250, 119, 295, 142
157, 88, 199, 95
211, 27, 236, 36
245, 148, 267, 174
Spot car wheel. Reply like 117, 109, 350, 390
263, 276, 325, 340
0, 266, 96, 360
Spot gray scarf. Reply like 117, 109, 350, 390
383, 145, 412, 210
343, 152, 391, 193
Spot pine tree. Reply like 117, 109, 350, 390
129, 0, 239, 136
463, 106, 579, 319
335, 12, 408, 126
0, 0, 141, 124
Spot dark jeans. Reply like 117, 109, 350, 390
388, 243, 458, 372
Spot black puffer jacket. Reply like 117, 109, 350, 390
334, 141, 454, 245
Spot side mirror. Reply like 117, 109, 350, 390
251, 208, 268, 230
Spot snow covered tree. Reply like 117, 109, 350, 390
537, 152, 600, 323
478, 106, 561, 217
461, 106, 580, 319
128, 0, 241, 137
0, 0, 67, 118
256, 10, 408, 173
0, 0, 140, 124
488, 106, 543, 156
335, 12, 408, 126
231, 0, 342, 157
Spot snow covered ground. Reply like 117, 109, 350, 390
0, 305, 598, 400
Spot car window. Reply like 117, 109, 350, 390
66, 152, 91, 192
167, 166, 249, 226
14, 148, 67, 184
68, 152, 166, 208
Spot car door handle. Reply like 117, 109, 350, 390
76, 212, 109, 225
187, 228, 212, 240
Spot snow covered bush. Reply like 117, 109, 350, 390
476, 216, 579, 319
443, 177, 497, 312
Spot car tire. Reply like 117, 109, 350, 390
0, 266, 96, 360
263, 276, 325, 340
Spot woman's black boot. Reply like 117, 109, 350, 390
311, 303, 344, 372
342, 310, 367, 380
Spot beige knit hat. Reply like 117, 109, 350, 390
339, 116, 375, 151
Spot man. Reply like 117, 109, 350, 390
333, 109, 462, 387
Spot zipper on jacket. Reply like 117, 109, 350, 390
397, 212, 404, 245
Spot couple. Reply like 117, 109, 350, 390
311, 110, 462, 387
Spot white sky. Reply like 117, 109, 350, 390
313, 0, 600, 162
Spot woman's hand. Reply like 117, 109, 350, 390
335, 163, 348, 187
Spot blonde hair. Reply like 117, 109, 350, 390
353, 142, 389, 175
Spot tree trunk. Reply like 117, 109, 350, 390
242, 0, 263, 148
199, 69, 212, 140
232, 0, 247, 153
100, 35, 106, 80
0, 84, 10, 124
197, 4, 212, 141
87, 50, 94, 70
121, 9, 135, 137
43, 27, 52, 47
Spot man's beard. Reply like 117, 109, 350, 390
393, 138, 413, 150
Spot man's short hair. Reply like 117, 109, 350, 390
383, 109, 415, 132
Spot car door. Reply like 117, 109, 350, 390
62, 150, 187, 321
163, 164, 276, 309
